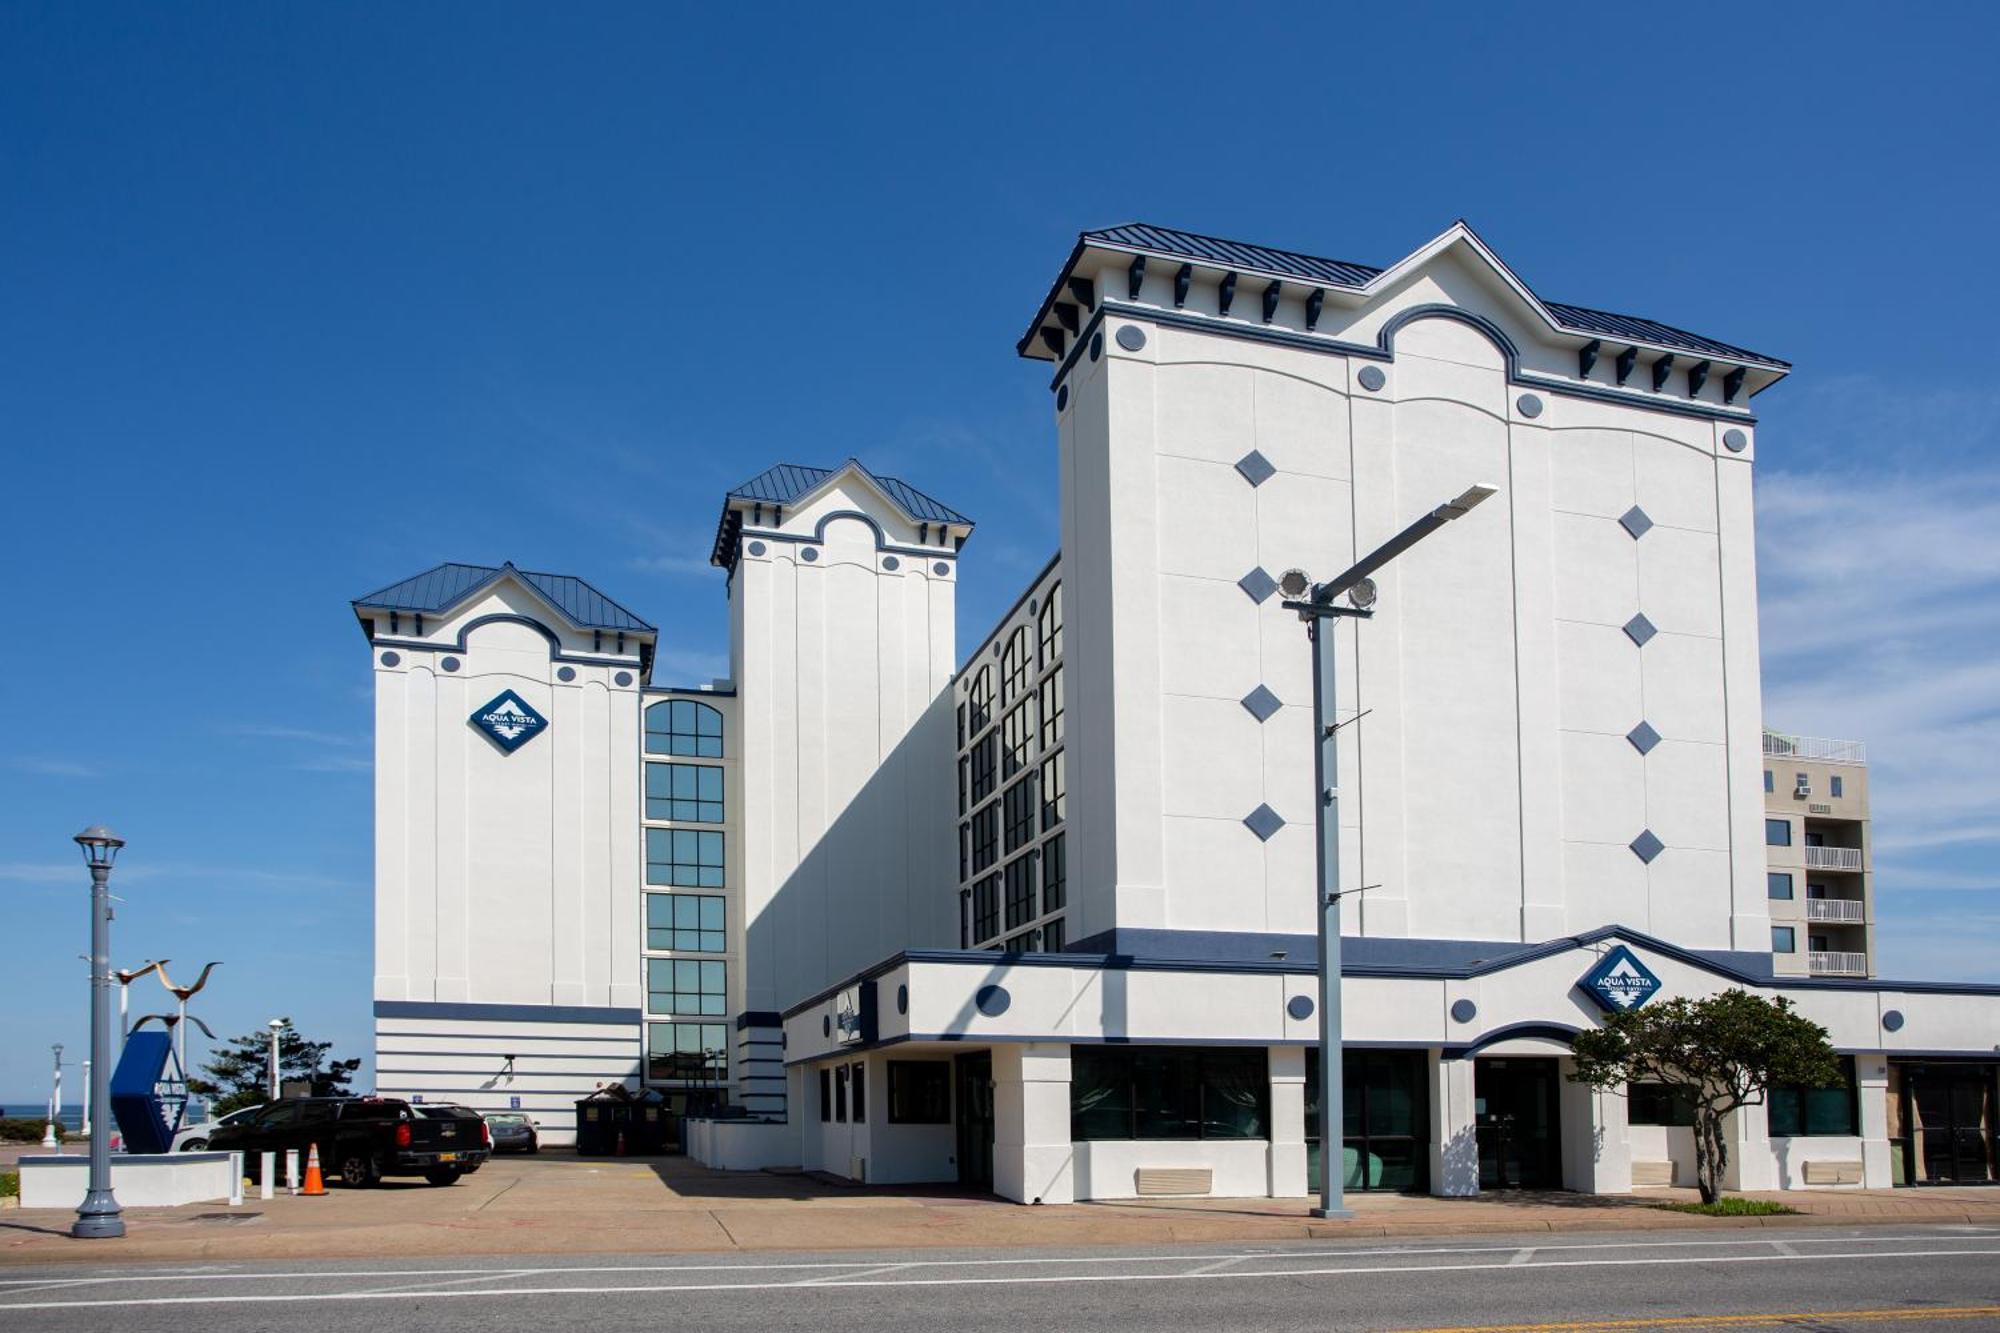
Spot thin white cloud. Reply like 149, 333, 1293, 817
1757, 377, 2000, 981
4, 757, 100, 778
227, 723, 365, 748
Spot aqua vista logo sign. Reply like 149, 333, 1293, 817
469, 689, 549, 753
1578, 944, 1663, 1012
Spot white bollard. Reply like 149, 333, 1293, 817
229, 1153, 244, 1207
260, 1151, 275, 1200
288, 1149, 302, 1195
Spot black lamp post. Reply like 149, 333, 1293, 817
72, 825, 126, 1239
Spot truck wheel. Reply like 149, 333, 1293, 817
424, 1168, 462, 1186
338, 1153, 379, 1188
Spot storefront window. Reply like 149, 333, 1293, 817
1070, 1047, 1268, 1140
1305, 1049, 1430, 1193
1768, 1057, 1858, 1136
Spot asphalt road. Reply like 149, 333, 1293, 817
2, 1224, 1998, 1331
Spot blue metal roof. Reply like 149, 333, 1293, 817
726, 461, 972, 525
352, 562, 655, 632
1033, 222, 1787, 369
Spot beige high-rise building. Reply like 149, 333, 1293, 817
1763, 731, 1873, 977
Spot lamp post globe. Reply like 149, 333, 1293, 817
71, 824, 126, 1239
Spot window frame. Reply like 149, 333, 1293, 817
644, 761, 725, 824
888, 1062, 951, 1124
1765, 818, 1792, 847
644, 698, 724, 758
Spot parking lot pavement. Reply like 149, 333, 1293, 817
6, 1151, 2000, 1267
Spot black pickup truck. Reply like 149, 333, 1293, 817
207, 1096, 490, 1187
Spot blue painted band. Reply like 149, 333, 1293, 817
371, 1067, 637, 1078
735, 1011, 783, 1030
736, 523, 955, 563
644, 685, 739, 699
1073, 300, 1761, 427
780, 924, 2000, 1021
375, 1000, 643, 1025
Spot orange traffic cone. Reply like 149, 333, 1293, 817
302, 1143, 327, 1196
615, 1129, 628, 1156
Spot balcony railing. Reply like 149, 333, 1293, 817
1803, 845, 1866, 872
1809, 951, 1869, 977
1805, 898, 1867, 923
1763, 732, 1867, 765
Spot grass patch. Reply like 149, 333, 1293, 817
0, 1172, 18, 1199
1658, 1197, 1798, 1217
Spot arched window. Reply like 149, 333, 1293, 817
646, 699, 724, 758
1038, 582, 1063, 666
1001, 627, 1031, 703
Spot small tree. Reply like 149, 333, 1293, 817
187, 1028, 362, 1116
1569, 989, 1842, 1204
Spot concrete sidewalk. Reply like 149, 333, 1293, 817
5, 1152, 1997, 1266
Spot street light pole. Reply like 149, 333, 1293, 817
1281, 483, 1497, 1220
81, 1059, 91, 1140
44, 1044, 63, 1149
73, 825, 127, 1239
267, 1018, 290, 1101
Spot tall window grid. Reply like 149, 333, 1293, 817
641, 694, 734, 1097
955, 567, 1066, 953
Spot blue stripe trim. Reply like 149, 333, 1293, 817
374, 1001, 643, 1025
370, 1068, 638, 1078
375, 1031, 640, 1046
735, 1011, 783, 1030
1082, 301, 1761, 426
780, 924, 2000, 1020
737, 526, 956, 562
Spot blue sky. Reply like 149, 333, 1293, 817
4, 4, 1997, 1099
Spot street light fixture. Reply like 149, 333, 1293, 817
72, 824, 127, 1239
1281, 483, 1497, 1219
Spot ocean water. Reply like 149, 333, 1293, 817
1, 1105, 88, 1129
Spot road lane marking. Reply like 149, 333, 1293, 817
1391, 1307, 2000, 1332
792, 1263, 912, 1285
1182, 1256, 1246, 1276
0, 1245, 1994, 1310
1508, 1248, 1537, 1266
0, 1230, 1973, 1289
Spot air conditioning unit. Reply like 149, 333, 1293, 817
1794, 779, 1812, 798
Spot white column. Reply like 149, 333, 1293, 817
1722, 1098, 1778, 1190
993, 1043, 1073, 1205
1430, 1052, 1478, 1196
1561, 1061, 1631, 1193
1856, 1055, 1892, 1188
1268, 1046, 1307, 1198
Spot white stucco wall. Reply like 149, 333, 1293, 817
1054, 241, 1769, 956
371, 578, 645, 1011
731, 474, 960, 1020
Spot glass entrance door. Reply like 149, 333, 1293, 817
1475, 1057, 1562, 1190
955, 1052, 995, 1190
1907, 1065, 1997, 1184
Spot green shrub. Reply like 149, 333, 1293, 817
1658, 1197, 1798, 1217
0, 1118, 58, 1144
0, 1171, 17, 1199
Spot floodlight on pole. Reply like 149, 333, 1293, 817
1279, 483, 1497, 1220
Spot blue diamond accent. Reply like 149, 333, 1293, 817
1239, 567, 1278, 604
1241, 685, 1283, 723
1623, 612, 1658, 647
1579, 944, 1664, 1012
1620, 506, 1654, 540
1235, 450, 1276, 487
1629, 829, 1665, 864
1627, 721, 1661, 755
469, 689, 549, 753
1244, 804, 1285, 842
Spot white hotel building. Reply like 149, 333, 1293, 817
356, 222, 2000, 1200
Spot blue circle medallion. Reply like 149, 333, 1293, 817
1287, 995, 1315, 1021
975, 985, 1011, 1017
